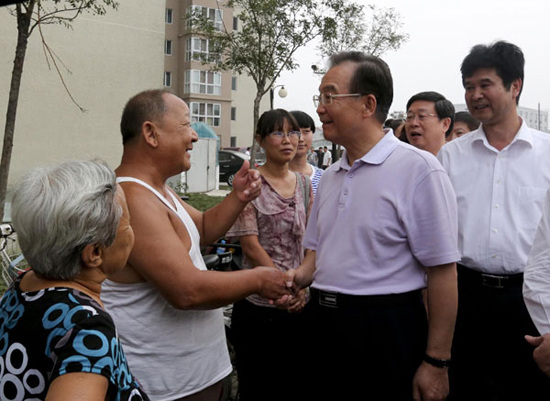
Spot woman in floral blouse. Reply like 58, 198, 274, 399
227, 109, 313, 401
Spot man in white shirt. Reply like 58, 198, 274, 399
524, 190, 550, 377
438, 41, 550, 400
322, 146, 331, 169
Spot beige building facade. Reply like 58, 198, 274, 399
0, 0, 165, 209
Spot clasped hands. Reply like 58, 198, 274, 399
268, 268, 309, 313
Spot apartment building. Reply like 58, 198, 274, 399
0, 0, 164, 209
164, 0, 270, 148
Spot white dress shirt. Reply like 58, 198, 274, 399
438, 119, 550, 274
524, 189, 550, 334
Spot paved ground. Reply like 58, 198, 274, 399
205, 188, 230, 197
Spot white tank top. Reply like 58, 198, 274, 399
101, 177, 231, 400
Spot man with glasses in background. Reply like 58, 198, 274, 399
285, 51, 460, 400
405, 91, 455, 156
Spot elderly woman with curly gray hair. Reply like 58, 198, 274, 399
0, 160, 149, 401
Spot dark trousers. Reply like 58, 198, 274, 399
449, 265, 550, 401
304, 289, 427, 401
231, 299, 312, 401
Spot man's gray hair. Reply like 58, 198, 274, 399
11, 160, 122, 280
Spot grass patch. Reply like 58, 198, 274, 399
184, 192, 226, 212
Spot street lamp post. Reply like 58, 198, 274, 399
270, 85, 287, 109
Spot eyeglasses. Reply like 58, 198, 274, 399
405, 113, 438, 122
313, 93, 364, 107
268, 131, 301, 140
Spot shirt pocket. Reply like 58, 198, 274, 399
518, 187, 547, 234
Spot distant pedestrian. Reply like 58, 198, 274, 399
307, 146, 318, 166
322, 145, 332, 169
316, 146, 324, 168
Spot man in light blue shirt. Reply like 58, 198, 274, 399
287, 51, 460, 401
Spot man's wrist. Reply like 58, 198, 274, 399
423, 354, 451, 368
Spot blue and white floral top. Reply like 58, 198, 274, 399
0, 272, 149, 400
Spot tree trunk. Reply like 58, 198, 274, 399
0, 3, 34, 221
249, 91, 262, 168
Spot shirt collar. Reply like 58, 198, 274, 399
472, 117, 534, 149
337, 129, 398, 170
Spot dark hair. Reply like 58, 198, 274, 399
455, 111, 480, 132
386, 118, 404, 131
256, 109, 300, 139
120, 89, 172, 144
329, 51, 393, 123
461, 41, 524, 104
290, 110, 316, 133
406, 91, 455, 136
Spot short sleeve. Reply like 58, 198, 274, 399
404, 170, 460, 267
226, 202, 258, 238
50, 310, 145, 399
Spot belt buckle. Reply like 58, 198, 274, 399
318, 291, 338, 308
481, 274, 508, 289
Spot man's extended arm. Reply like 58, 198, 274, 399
114, 180, 288, 311
413, 262, 458, 401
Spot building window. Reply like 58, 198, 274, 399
190, 102, 221, 127
166, 8, 173, 24
186, 37, 219, 62
231, 76, 237, 91
184, 70, 222, 95
231, 107, 236, 121
233, 16, 238, 31
188, 5, 223, 31
164, 71, 172, 87
165, 40, 172, 55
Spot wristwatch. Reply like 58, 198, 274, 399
423, 354, 451, 368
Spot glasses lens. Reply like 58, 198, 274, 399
289, 131, 301, 139
313, 95, 319, 107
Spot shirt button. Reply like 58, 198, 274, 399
495, 204, 500, 208
492, 228, 498, 233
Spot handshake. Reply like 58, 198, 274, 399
254, 264, 312, 313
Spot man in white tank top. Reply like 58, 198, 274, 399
101, 90, 291, 401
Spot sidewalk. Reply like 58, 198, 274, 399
205, 188, 230, 197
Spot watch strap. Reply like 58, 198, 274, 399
423, 354, 451, 368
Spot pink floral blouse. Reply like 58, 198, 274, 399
227, 173, 313, 306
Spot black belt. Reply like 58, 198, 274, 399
310, 288, 421, 309
457, 264, 523, 289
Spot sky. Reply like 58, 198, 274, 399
273, 0, 550, 126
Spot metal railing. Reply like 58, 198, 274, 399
1, 223, 28, 288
